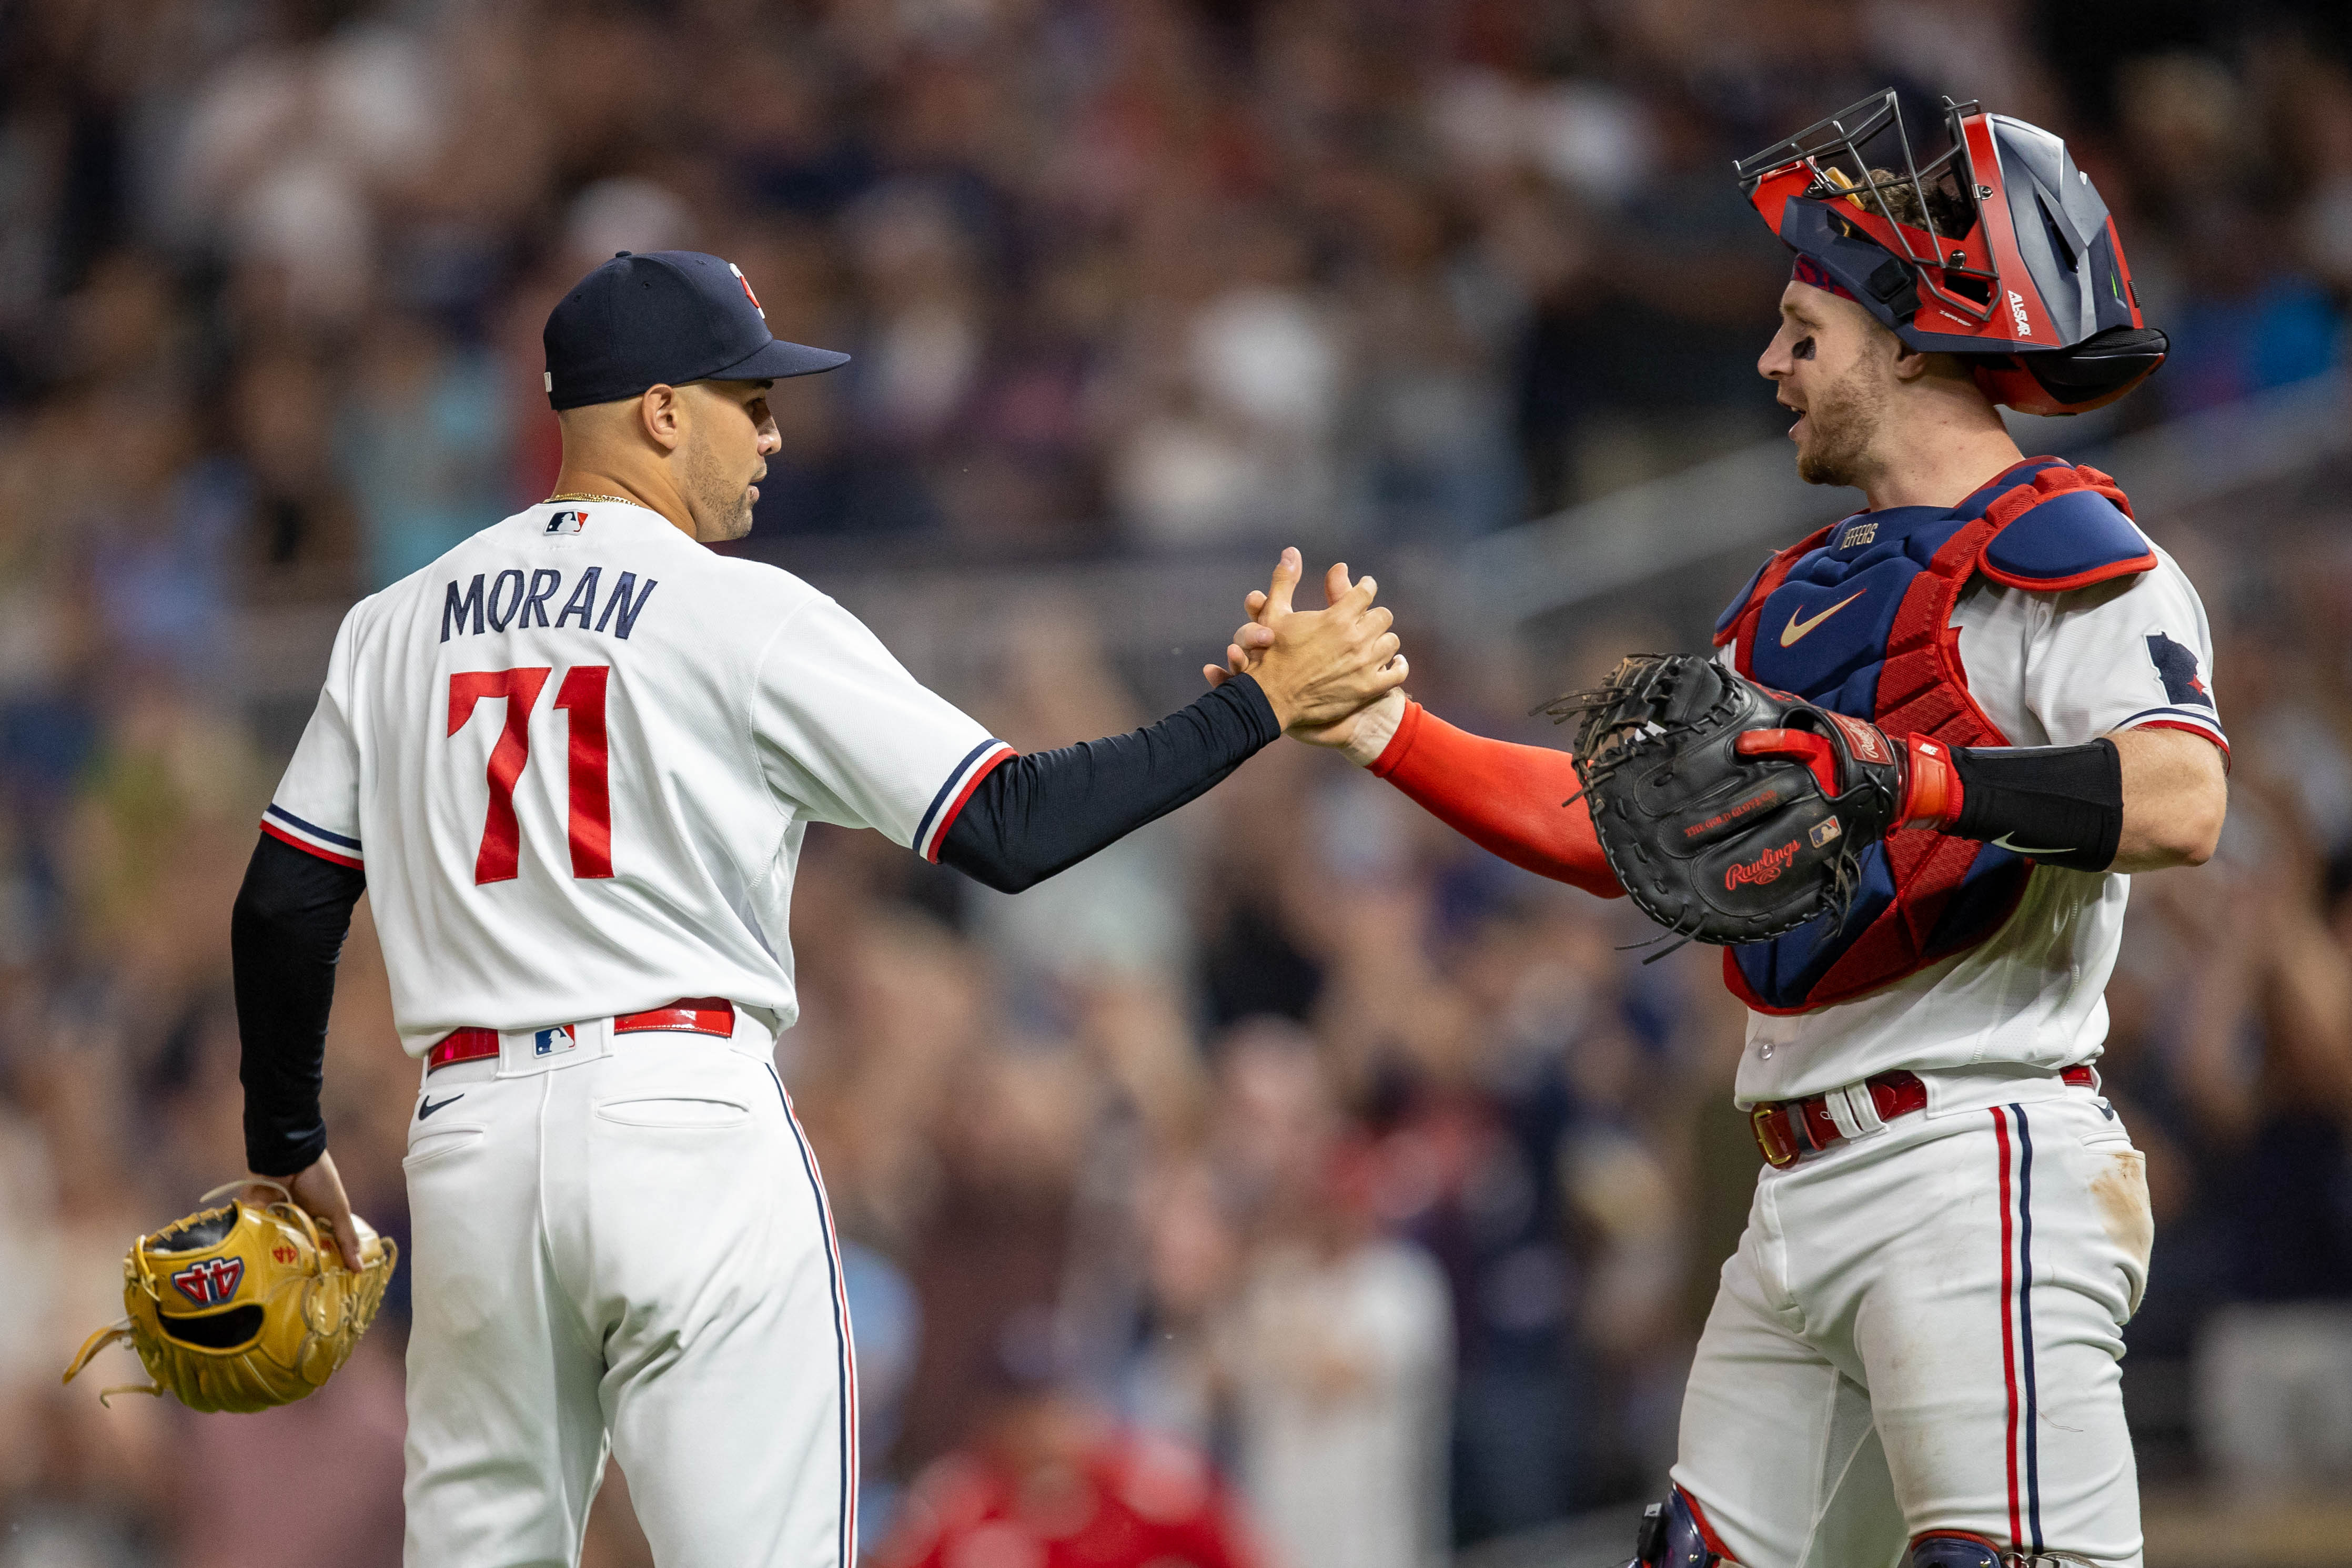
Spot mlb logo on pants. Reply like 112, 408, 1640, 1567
535, 1025, 577, 1058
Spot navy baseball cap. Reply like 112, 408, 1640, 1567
543, 250, 850, 410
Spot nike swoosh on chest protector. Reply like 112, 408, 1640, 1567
1779, 589, 1867, 647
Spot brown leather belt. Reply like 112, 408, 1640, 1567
427, 998, 736, 1072
1751, 1063, 2095, 1169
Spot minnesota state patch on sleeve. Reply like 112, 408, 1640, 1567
2145, 632, 2215, 710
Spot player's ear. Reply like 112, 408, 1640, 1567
638, 384, 685, 452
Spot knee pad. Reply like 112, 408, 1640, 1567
1907, 1532, 2004, 1568
1627, 1488, 1722, 1568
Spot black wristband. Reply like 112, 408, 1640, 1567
1949, 738, 2124, 872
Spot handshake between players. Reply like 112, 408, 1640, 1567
1214, 545, 1409, 747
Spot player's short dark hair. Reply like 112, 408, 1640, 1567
1830, 167, 1974, 242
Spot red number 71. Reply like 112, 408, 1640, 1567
447, 665, 611, 884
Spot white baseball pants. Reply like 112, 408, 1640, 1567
1672, 1075, 2155, 1568
399, 1018, 855, 1568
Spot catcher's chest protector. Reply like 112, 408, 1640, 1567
1712, 458, 2153, 1011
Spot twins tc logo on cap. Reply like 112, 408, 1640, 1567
546, 510, 589, 535
728, 262, 764, 319
171, 1257, 244, 1307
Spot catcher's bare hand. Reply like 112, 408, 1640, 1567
256, 1150, 365, 1271
1205, 549, 1407, 738
1204, 555, 1407, 755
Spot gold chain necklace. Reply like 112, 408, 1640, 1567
544, 491, 640, 508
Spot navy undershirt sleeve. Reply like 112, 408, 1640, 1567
938, 675, 1282, 894
233, 833, 366, 1177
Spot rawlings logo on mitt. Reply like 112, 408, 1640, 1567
1545, 654, 1906, 948
63, 1181, 397, 1413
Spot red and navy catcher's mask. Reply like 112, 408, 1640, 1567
1737, 90, 2167, 416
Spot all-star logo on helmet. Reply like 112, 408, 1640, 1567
1735, 89, 2167, 415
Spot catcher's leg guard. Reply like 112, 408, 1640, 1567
1907, 1532, 2004, 1568
1625, 1488, 1725, 1568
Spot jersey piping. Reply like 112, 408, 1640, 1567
914, 739, 1017, 862
2111, 703, 2229, 755
259, 804, 364, 869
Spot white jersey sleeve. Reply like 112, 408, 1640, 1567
262, 602, 369, 869
751, 593, 1012, 859
2014, 549, 2229, 757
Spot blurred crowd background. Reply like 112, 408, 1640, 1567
5, 1, 2352, 1565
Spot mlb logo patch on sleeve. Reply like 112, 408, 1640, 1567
546, 510, 589, 535
2145, 633, 2214, 709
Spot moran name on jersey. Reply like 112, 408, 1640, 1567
440, 566, 661, 643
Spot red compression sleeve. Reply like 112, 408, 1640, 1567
1369, 703, 1624, 898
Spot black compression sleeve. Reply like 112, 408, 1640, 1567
1949, 739, 2124, 872
233, 834, 366, 1176
938, 675, 1283, 894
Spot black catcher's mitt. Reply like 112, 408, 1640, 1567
1546, 655, 1908, 947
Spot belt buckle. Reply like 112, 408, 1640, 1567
1751, 1105, 1801, 1169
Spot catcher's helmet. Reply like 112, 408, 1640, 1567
1737, 90, 2166, 415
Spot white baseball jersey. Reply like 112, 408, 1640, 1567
1729, 543, 2226, 1106
263, 495, 1021, 1566
263, 498, 1013, 1056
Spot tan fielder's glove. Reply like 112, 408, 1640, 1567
63, 1180, 397, 1413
